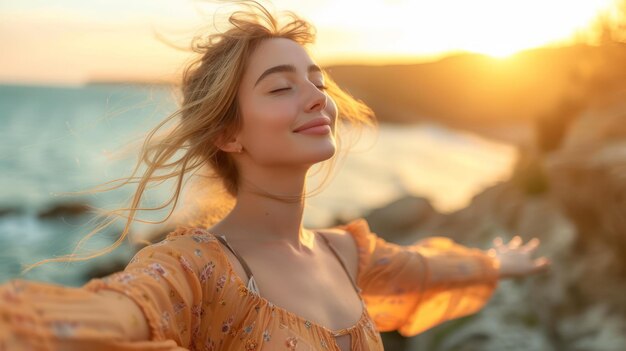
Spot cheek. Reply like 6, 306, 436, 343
240, 99, 298, 149
326, 97, 339, 129
329, 98, 338, 118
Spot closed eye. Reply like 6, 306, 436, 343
270, 84, 327, 94
270, 87, 291, 93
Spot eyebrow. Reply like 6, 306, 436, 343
254, 64, 322, 87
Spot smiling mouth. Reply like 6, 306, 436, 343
294, 125, 332, 135
293, 117, 332, 134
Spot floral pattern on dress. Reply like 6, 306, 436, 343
243, 322, 254, 334
203, 338, 216, 351
285, 336, 298, 350
191, 233, 213, 243
221, 316, 234, 334
147, 262, 167, 278
113, 272, 136, 284
192, 304, 203, 320
179, 255, 194, 273
173, 302, 186, 314
200, 261, 216, 283
320, 338, 328, 349
160, 311, 171, 332
245, 338, 259, 350
216, 274, 226, 291
51, 321, 78, 338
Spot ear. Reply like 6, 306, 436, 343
215, 134, 243, 153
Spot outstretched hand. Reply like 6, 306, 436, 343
487, 236, 551, 279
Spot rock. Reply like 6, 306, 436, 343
362, 195, 438, 241
543, 91, 626, 277
559, 304, 626, 351
545, 144, 626, 253
0, 207, 22, 217
560, 90, 626, 148
398, 180, 532, 246
393, 91, 626, 350
356, 127, 625, 351
37, 202, 92, 219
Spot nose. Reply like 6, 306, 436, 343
304, 83, 327, 113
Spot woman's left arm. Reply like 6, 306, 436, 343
340, 218, 551, 337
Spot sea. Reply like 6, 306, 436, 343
0, 83, 517, 286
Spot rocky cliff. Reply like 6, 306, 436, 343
365, 90, 626, 350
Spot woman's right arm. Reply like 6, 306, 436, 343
1, 228, 212, 351
0, 280, 156, 350
94, 289, 151, 340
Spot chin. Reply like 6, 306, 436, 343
305, 142, 336, 164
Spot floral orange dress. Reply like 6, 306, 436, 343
0, 218, 500, 351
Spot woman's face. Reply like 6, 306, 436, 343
234, 38, 338, 168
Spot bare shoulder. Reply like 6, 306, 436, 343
316, 227, 359, 280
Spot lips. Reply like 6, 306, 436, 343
293, 117, 332, 133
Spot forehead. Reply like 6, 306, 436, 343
242, 38, 317, 84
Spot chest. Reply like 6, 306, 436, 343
226, 243, 363, 331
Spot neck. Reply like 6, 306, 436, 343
211, 165, 313, 251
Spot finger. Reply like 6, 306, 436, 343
522, 238, 540, 253
493, 237, 503, 247
533, 257, 551, 272
509, 235, 522, 249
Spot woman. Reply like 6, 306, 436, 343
0, 2, 550, 350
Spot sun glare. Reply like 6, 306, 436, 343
309, 0, 619, 62
0, 0, 622, 84
458, 0, 618, 58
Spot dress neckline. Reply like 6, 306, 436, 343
202, 229, 370, 337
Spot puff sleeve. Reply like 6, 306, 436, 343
337, 218, 500, 337
0, 226, 216, 351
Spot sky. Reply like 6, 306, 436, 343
0, 0, 619, 86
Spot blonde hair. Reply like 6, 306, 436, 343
24, 0, 376, 272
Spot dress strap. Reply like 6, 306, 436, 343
214, 235, 260, 295
316, 231, 362, 295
